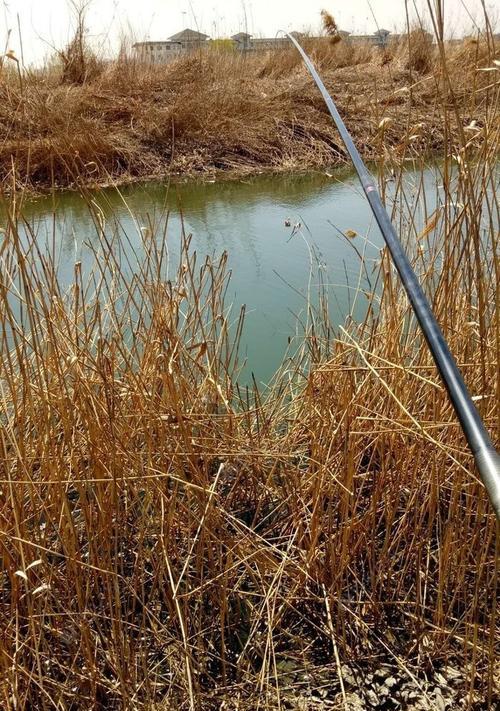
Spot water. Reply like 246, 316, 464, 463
4, 169, 440, 384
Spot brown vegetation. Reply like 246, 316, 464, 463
0, 12, 499, 710
321, 9, 342, 45
0, 32, 498, 192
57, 12, 103, 85
403, 29, 434, 74
0, 123, 498, 707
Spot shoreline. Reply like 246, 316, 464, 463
3, 149, 357, 197
2, 161, 347, 198
2, 42, 491, 199
3, 153, 440, 199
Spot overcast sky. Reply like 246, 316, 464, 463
1, 1, 496, 65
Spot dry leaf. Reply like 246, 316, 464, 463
418, 210, 440, 239
26, 559, 43, 571
378, 117, 392, 130
32, 584, 50, 597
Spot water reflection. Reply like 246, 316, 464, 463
3, 168, 441, 384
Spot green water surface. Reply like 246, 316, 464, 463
6, 168, 441, 384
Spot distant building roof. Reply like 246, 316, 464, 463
232, 32, 252, 40
374, 28, 390, 36
168, 29, 209, 42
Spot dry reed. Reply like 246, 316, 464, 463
321, 10, 342, 45
0, 8, 499, 710
0, 28, 497, 192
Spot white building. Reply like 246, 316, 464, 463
133, 27, 407, 64
133, 29, 210, 63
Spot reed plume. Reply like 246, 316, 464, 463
321, 9, 341, 44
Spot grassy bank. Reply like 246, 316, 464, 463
0, 31, 498, 192
0, 16, 499, 711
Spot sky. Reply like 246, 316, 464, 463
1, 0, 497, 65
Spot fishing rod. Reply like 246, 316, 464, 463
285, 32, 500, 520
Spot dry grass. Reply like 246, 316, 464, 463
0, 30, 497, 192
0, 137, 498, 710
0, 12, 499, 711
399, 29, 435, 74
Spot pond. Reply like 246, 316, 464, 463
5, 167, 441, 385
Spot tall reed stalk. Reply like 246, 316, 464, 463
0, 8, 498, 710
